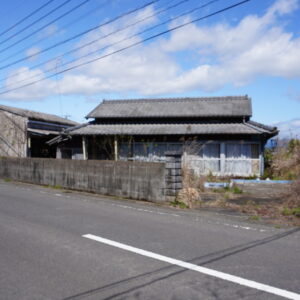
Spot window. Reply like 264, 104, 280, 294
186, 143, 221, 174
133, 143, 148, 157
204, 144, 220, 159
119, 143, 131, 158
251, 144, 259, 158
167, 143, 182, 152
226, 143, 259, 159
226, 143, 241, 159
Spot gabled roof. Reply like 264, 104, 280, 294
86, 96, 252, 119
0, 104, 78, 126
63, 121, 277, 136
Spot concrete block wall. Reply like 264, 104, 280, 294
0, 157, 166, 202
165, 151, 182, 200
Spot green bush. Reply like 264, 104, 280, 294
232, 186, 243, 194
282, 207, 300, 217
170, 200, 189, 209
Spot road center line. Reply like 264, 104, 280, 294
83, 234, 300, 300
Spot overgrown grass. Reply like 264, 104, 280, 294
217, 185, 243, 194
282, 207, 300, 218
43, 184, 62, 190
248, 215, 260, 221
231, 186, 243, 194
170, 200, 189, 209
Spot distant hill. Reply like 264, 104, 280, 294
274, 119, 300, 139
265, 119, 300, 148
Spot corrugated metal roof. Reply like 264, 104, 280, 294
67, 122, 271, 136
0, 104, 78, 126
86, 96, 252, 119
27, 128, 61, 136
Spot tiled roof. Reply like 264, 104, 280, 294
86, 96, 252, 119
247, 120, 277, 132
0, 104, 78, 126
67, 122, 275, 136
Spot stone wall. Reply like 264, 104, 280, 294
0, 111, 27, 157
0, 157, 167, 202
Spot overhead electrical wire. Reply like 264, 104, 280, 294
0, 0, 160, 71
1, 0, 189, 86
0, 0, 93, 55
0, 0, 73, 49
0, 0, 56, 38
3, 0, 220, 88
0, 0, 251, 96
0, 0, 112, 64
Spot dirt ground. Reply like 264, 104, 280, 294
200, 193, 300, 227
172, 188, 300, 227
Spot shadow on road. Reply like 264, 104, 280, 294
63, 227, 300, 300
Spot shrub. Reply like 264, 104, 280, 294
232, 186, 243, 194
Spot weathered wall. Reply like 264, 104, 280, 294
0, 157, 166, 202
0, 111, 27, 157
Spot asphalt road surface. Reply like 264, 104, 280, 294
0, 179, 299, 300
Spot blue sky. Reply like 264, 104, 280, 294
0, 0, 299, 137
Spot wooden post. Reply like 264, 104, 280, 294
27, 137, 31, 157
114, 136, 118, 161
82, 136, 88, 160
220, 142, 225, 175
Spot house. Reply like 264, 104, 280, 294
49, 96, 278, 177
0, 104, 77, 158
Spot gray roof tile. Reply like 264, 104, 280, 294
87, 96, 252, 119
68, 122, 272, 136
0, 104, 78, 126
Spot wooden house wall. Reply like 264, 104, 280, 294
79, 134, 264, 177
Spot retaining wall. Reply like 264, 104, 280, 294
0, 157, 167, 202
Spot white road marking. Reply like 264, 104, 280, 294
110, 203, 272, 232
83, 234, 300, 300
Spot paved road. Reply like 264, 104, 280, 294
0, 179, 299, 300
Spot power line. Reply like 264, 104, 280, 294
2, 0, 187, 86
0, 0, 56, 38
1, 0, 237, 88
0, 0, 251, 96
0, 0, 112, 65
0, 0, 93, 55
0, 0, 73, 50
0, 0, 160, 71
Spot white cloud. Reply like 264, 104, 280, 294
2, 0, 300, 100
75, 5, 157, 57
266, 0, 298, 17
3, 67, 56, 100
275, 118, 300, 138
41, 24, 58, 38
25, 47, 41, 62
